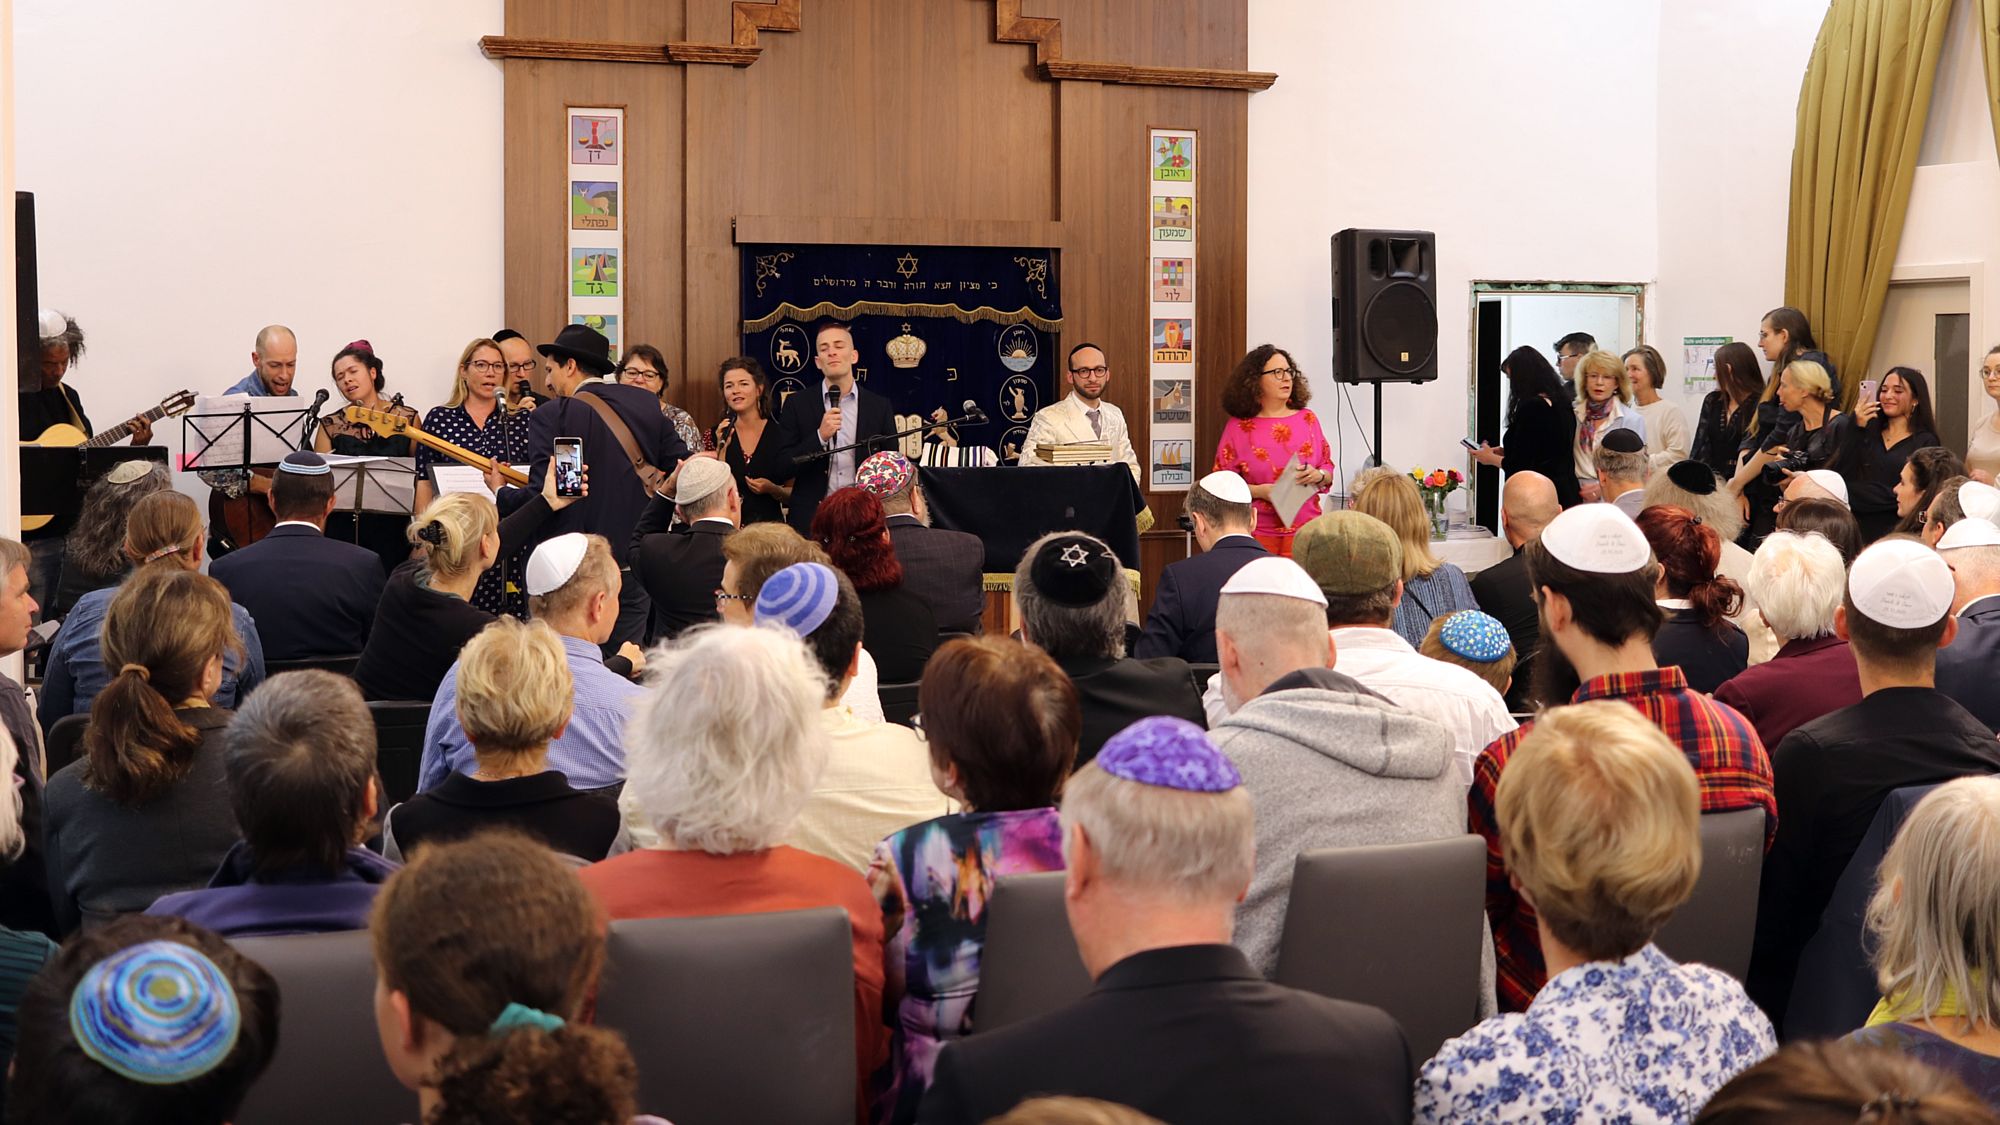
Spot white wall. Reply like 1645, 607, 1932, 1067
13, 0, 504, 439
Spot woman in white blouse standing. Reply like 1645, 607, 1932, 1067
1572, 350, 1647, 502
1966, 346, 2000, 484
1625, 345, 1691, 475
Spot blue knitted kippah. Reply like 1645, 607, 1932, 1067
1439, 610, 1512, 664
69, 940, 241, 1085
754, 562, 840, 636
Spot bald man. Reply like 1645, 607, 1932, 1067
225, 325, 300, 398
1469, 471, 1561, 711
1777, 470, 1847, 515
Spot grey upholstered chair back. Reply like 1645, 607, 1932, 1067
1272, 834, 1486, 1062
595, 908, 855, 1125
1652, 808, 1766, 982
231, 929, 411, 1125
974, 870, 1093, 1031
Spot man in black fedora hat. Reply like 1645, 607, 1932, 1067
517, 322, 688, 654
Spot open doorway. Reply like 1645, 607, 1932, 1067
1867, 275, 1975, 453
1469, 282, 1646, 531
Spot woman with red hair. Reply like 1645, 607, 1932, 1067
811, 487, 938, 683
1638, 505, 1748, 693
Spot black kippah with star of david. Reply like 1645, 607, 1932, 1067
1029, 532, 1120, 607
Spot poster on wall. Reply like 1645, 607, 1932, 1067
1147, 128, 1197, 490
566, 107, 624, 367
1683, 336, 1729, 394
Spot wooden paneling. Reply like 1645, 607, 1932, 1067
498, 0, 1253, 611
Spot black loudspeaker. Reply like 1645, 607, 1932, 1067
15, 192, 37, 377
1331, 228, 1438, 384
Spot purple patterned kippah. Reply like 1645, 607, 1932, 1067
1096, 717, 1241, 792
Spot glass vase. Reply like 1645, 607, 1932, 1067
1424, 490, 1449, 539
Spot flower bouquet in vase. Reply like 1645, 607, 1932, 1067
1410, 466, 1463, 538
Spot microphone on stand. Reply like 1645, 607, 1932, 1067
300, 388, 331, 449
961, 399, 988, 425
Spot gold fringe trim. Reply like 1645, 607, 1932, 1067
981, 569, 1141, 593
742, 300, 1063, 334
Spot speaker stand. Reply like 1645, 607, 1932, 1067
1373, 382, 1384, 467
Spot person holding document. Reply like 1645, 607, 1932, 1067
1212, 345, 1333, 558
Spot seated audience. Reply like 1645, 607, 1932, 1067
1014, 532, 1206, 767
371, 832, 656, 1125
1353, 468, 1479, 645
754, 562, 948, 871
1933, 517, 2000, 732
867, 636, 1077, 1122
1472, 504, 1775, 1012
0, 540, 52, 936
148, 669, 394, 936
1749, 538, 2000, 1023
1714, 531, 1864, 749
1846, 778, 2000, 1108
1136, 470, 1267, 663
44, 568, 245, 934
1420, 610, 1518, 698
1647, 459, 1778, 663
209, 451, 385, 661
1594, 426, 1652, 518
418, 533, 641, 793
1697, 1040, 2000, 1124
1639, 505, 1749, 692
1779, 494, 1864, 564
1207, 557, 1481, 994
0, 729, 53, 1108
1783, 467, 1852, 511
579, 625, 890, 1094
920, 717, 1413, 1125
40, 491, 265, 731
1930, 479, 2000, 547
720, 521, 885, 722
860, 451, 987, 637
8, 915, 277, 1125
52, 460, 169, 619
634, 456, 738, 642
353, 470, 572, 702
1418, 701, 1777, 1123
812, 486, 938, 683
1470, 470, 1560, 710
390, 617, 617, 863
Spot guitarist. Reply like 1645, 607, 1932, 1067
199, 324, 299, 559
18, 309, 151, 607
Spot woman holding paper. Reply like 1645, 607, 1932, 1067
1212, 345, 1334, 558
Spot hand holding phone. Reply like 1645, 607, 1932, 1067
1459, 438, 1480, 451
1860, 378, 1881, 404
554, 437, 585, 498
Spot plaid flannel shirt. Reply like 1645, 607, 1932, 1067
1469, 666, 1777, 1012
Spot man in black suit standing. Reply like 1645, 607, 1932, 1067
1468, 470, 1559, 711
921, 716, 1413, 1125
635, 457, 740, 643
857, 450, 986, 635
777, 320, 896, 534
522, 323, 687, 653
1934, 516, 2000, 731
210, 452, 386, 661
1136, 470, 1266, 663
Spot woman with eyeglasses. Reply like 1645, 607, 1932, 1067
617, 344, 706, 454
1212, 345, 1334, 558
413, 338, 536, 614
712, 355, 792, 525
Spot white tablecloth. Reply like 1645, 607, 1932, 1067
1431, 528, 1511, 575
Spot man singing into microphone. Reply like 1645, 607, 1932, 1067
775, 319, 896, 532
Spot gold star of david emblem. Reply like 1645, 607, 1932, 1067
895, 253, 919, 278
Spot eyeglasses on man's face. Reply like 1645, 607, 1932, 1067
713, 588, 755, 604
505, 360, 537, 374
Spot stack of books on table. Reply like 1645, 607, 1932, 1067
1047, 442, 1115, 464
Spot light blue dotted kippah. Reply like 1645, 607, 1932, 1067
1096, 716, 1241, 792
69, 940, 241, 1085
278, 451, 331, 476
754, 562, 840, 636
1439, 610, 1512, 664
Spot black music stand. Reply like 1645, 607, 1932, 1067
919, 465, 1143, 573
180, 398, 313, 475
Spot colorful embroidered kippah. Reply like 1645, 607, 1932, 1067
1096, 716, 1241, 792
1439, 610, 1512, 663
856, 452, 914, 498
69, 940, 241, 1085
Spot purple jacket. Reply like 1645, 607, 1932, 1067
1713, 634, 1864, 751
147, 844, 399, 938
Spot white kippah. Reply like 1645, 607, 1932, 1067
1197, 470, 1252, 505
36, 309, 66, 340
1848, 538, 1954, 629
1801, 470, 1850, 507
1938, 516, 2000, 552
1958, 480, 2000, 524
1539, 503, 1653, 574
526, 533, 590, 596
1220, 556, 1327, 606
674, 457, 735, 506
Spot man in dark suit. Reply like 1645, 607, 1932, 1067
522, 323, 687, 653
1016, 532, 1208, 767
776, 320, 896, 534
210, 452, 386, 661
1136, 470, 1266, 663
634, 458, 739, 643
1468, 471, 1559, 711
920, 716, 1413, 1125
856, 451, 986, 635
1934, 517, 2000, 731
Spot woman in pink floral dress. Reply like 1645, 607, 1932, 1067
1212, 345, 1336, 557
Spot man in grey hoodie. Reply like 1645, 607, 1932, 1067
1209, 556, 1492, 1012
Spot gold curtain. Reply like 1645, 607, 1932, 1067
1786, 0, 1954, 410
1981, 0, 2000, 160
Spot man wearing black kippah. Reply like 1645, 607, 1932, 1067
210, 452, 386, 661
1593, 426, 1650, 520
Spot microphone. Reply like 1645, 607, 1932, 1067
826, 388, 841, 410
514, 379, 533, 402
962, 398, 988, 425
300, 388, 330, 449
310, 388, 330, 412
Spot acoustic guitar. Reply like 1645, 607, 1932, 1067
341, 406, 531, 486
21, 389, 196, 531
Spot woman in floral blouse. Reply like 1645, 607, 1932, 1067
866, 637, 1079, 1124
1212, 345, 1334, 558
1416, 701, 1775, 1123
414, 338, 535, 616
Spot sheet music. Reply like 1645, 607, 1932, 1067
1268, 453, 1315, 529
430, 464, 531, 502
183, 394, 310, 468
